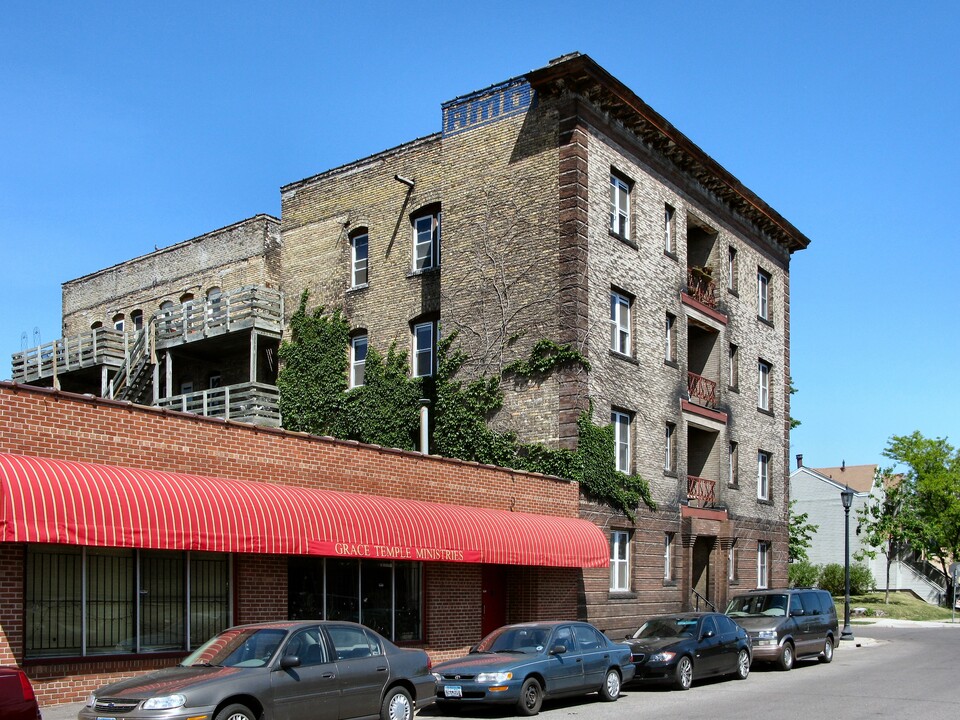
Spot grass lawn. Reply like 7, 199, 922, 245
834, 592, 958, 622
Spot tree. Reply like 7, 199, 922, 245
855, 467, 916, 603
880, 432, 960, 605
788, 500, 819, 563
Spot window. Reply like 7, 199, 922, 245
206, 287, 224, 324
112, 313, 125, 331
609, 531, 630, 592
413, 322, 435, 377
665, 313, 676, 363
208, 374, 222, 389
288, 557, 422, 642
729, 441, 739, 487
728, 542, 738, 582
180, 381, 194, 395
609, 173, 631, 239
664, 204, 676, 254
729, 343, 739, 389
90, 321, 103, 330
664, 422, 676, 472
664, 533, 674, 581
412, 210, 440, 271
351, 231, 369, 286
350, 334, 368, 388
727, 246, 738, 292
757, 541, 769, 588
757, 268, 771, 321
131, 310, 144, 331
25, 545, 229, 658
757, 450, 770, 501
758, 360, 771, 411
610, 291, 631, 355
611, 410, 631, 473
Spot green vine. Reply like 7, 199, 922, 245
277, 299, 653, 519
504, 339, 591, 376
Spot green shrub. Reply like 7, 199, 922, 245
819, 562, 875, 596
788, 560, 820, 588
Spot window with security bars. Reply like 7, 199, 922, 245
24, 545, 229, 658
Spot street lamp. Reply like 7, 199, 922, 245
840, 485, 854, 641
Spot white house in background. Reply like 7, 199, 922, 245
789, 460, 947, 605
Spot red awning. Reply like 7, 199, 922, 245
0, 453, 608, 568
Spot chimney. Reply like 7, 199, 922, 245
841, 460, 845, 472
796, 453, 803, 469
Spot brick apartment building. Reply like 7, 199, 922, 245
5, 52, 808, 703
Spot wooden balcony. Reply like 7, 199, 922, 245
687, 474, 716, 506
687, 371, 718, 409
154, 285, 283, 348
11, 328, 126, 383
157, 382, 281, 427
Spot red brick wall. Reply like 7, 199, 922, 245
0, 383, 578, 515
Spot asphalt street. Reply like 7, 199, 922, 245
40, 621, 960, 720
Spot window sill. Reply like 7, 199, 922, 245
608, 590, 637, 600
347, 283, 369, 293
728, 385, 739, 394
663, 580, 678, 587
610, 349, 639, 365
664, 469, 677, 479
757, 315, 774, 328
728, 288, 739, 298
609, 230, 637, 249
407, 267, 440, 279
757, 407, 775, 418
727, 482, 739, 491
664, 250, 678, 262
757, 497, 773, 506
664, 359, 679, 369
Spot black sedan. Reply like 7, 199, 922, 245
78, 621, 436, 720
622, 612, 751, 690
433, 621, 635, 716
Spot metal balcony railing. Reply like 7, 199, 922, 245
687, 371, 718, 409
157, 382, 281, 427
11, 328, 126, 383
686, 267, 718, 309
687, 474, 716, 505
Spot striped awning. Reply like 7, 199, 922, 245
0, 453, 608, 568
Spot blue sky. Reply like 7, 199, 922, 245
2, 1, 957, 468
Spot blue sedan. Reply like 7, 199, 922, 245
432, 621, 635, 716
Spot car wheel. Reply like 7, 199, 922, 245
673, 656, 693, 690
735, 648, 750, 680
517, 678, 543, 716
599, 668, 621, 701
381, 687, 413, 720
215, 704, 257, 720
777, 642, 794, 671
820, 636, 834, 664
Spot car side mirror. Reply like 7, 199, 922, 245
791, 609, 805, 617
700, 630, 715, 640
550, 644, 567, 655
280, 654, 301, 669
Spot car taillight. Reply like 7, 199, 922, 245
18, 670, 36, 702
426, 657, 432, 672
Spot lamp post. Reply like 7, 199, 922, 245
840, 485, 854, 640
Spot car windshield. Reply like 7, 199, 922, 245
726, 594, 789, 617
181, 627, 288, 668
633, 618, 699, 639
474, 626, 551, 654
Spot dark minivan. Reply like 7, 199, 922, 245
725, 588, 838, 670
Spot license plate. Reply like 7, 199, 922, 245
97, 717, 117, 720
444, 685, 463, 698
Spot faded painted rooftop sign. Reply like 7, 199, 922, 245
442, 81, 534, 138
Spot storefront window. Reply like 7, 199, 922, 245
25, 545, 230, 659
288, 557, 423, 642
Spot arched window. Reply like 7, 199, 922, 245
411, 204, 440, 272
350, 229, 369, 287
112, 313, 125, 332
90, 321, 103, 330
130, 310, 144, 331
350, 332, 368, 388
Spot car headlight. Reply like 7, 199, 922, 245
85, 694, 97, 708
648, 651, 676, 663
757, 630, 778, 640
142, 694, 187, 710
433, 672, 443, 683
476, 671, 513, 683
